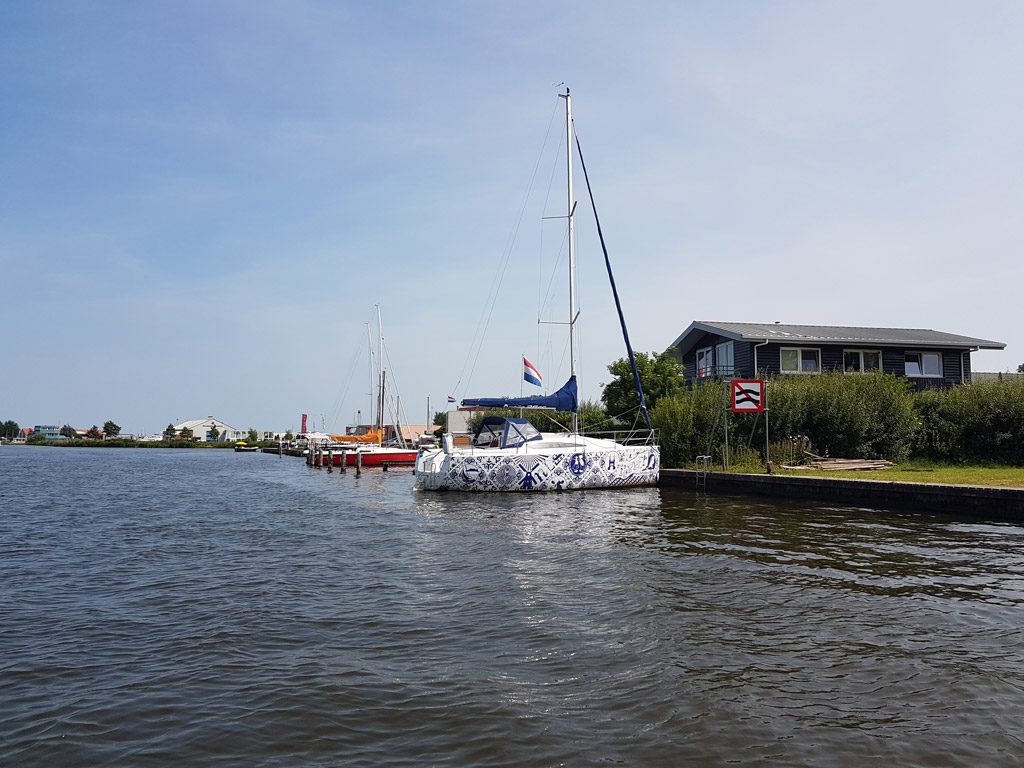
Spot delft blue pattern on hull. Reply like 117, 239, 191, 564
422, 446, 659, 492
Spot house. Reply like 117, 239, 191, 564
173, 417, 244, 442
671, 322, 1006, 390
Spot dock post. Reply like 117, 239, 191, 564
339, 449, 347, 473
356, 452, 363, 476
326, 449, 333, 472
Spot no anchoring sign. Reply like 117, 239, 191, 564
731, 379, 766, 413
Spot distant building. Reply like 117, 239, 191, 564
32, 425, 63, 440
173, 417, 243, 442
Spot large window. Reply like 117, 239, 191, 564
716, 341, 735, 376
905, 352, 942, 377
844, 350, 881, 373
696, 347, 712, 378
781, 347, 821, 374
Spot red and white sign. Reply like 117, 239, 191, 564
731, 379, 766, 412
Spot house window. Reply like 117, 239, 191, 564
696, 347, 712, 378
905, 352, 942, 377
781, 347, 821, 374
716, 341, 734, 376
844, 350, 881, 373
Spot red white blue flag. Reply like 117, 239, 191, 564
447, 395, 456, 403
523, 356, 542, 387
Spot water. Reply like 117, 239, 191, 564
2, 446, 1023, 766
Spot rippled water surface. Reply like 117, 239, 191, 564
2, 446, 1024, 766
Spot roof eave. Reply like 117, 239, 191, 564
670, 321, 751, 357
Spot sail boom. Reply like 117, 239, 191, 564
462, 376, 577, 413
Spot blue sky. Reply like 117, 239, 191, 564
2, 1, 1021, 434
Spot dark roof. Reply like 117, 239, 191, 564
672, 321, 1006, 356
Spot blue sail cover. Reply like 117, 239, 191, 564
462, 375, 578, 413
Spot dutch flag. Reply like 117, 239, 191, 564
447, 395, 456, 403
523, 356, 543, 388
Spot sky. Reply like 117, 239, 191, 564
2, 1, 1022, 435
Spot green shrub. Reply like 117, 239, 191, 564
913, 378, 1024, 465
651, 380, 727, 467
765, 372, 916, 461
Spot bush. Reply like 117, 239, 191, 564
651, 380, 726, 467
653, 373, 918, 468
913, 378, 1024, 465
765, 372, 916, 461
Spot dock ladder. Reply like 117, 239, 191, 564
695, 455, 711, 489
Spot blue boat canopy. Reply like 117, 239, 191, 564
472, 417, 544, 449
462, 375, 578, 413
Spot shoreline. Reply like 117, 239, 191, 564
661, 468, 1024, 522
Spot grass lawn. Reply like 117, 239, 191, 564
770, 463, 1024, 488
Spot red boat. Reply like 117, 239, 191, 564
319, 446, 417, 467
345, 446, 417, 467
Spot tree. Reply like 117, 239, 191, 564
164, 423, 177, 439
247, 428, 259, 443
60, 425, 77, 439
179, 426, 194, 440
284, 430, 294, 441
86, 425, 102, 439
103, 420, 121, 438
209, 425, 220, 441
1, 420, 20, 440
1018, 363, 1024, 374
601, 351, 686, 423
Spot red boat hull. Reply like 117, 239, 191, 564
320, 448, 417, 467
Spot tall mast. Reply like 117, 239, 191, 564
561, 87, 579, 434
366, 322, 374, 427
376, 304, 384, 433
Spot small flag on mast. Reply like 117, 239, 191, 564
523, 357, 542, 387
447, 395, 456, 403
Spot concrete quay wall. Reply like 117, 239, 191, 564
660, 469, 1024, 523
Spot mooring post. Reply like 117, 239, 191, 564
326, 449, 333, 472
339, 449, 347, 473
356, 452, 363, 476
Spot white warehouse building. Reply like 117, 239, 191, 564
173, 417, 244, 442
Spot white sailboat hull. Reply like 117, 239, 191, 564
414, 435, 659, 492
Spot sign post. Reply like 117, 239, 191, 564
730, 379, 769, 469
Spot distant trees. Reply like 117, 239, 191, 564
284, 430, 294, 441
247, 428, 259, 443
179, 426, 194, 440
164, 423, 177, 439
86, 425, 102, 439
103, 421, 121, 438
60, 425, 76, 439
1018, 363, 1024, 373
1, 420, 20, 440
208, 425, 220, 441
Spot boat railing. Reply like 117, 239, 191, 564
580, 428, 659, 446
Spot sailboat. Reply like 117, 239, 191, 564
414, 89, 660, 492
327, 306, 418, 468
